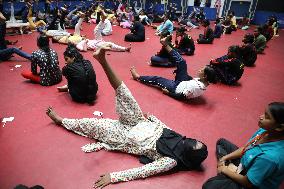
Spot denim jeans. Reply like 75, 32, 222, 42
0, 47, 31, 61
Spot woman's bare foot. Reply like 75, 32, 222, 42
57, 85, 68, 92
130, 66, 140, 80
125, 47, 131, 52
46, 107, 63, 125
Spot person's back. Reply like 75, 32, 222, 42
254, 34, 266, 53
62, 59, 98, 103
132, 21, 145, 39
241, 43, 257, 66
211, 55, 244, 85
31, 48, 62, 86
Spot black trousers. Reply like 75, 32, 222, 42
202, 138, 244, 189
124, 34, 145, 42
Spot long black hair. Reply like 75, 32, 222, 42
37, 34, 51, 63
63, 44, 90, 76
204, 66, 217, 84
228, 45, 241, 59
64, 44, 97, 103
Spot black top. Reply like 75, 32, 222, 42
31, 49, 62, 86
0, 22, 7, 50
140, 128, 208, 170
204, 27, 214, 41
210, 55, 244, 85
130, 21, 145, 39
240, 44, 257, 67
176, 34, 195, 53
62, 60, 98, 103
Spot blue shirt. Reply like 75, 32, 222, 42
157, 19, 173, 34
240, 128, 284, 189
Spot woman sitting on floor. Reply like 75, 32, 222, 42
253, 27, 267, 54
21, 34, 62, 86
124, 15, 145, 42
94, 10, 113, 36
152, 13, 174, 36
213, 18, 222, 38
57, 44, 98, 105
240, 33, 257, 67
131, 37, 217, 100
197, 19, 214, 44
174, 26, 195, 56
203, 102, 284, 189
46, 44, 208, 188
149, 31, 176, 67
209, 45, 244, 85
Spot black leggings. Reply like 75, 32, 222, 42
202, 138, 244, 189
124, 34, 145, 42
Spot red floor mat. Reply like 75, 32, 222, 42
0, 23, 284, 189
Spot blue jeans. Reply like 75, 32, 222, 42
139, 50, 192, 93
0, 47, 31, 61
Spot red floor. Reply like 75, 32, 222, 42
0, 23, 284, 189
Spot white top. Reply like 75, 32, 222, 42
94, 19, 112, 40
175, 78, 206, 99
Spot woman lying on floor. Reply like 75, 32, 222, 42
209, 45, 244, 85
76, 11, 130, 52
57, 44, 98, 105
203, 102, 284, 189
46, 45, 208, 188
131, 36, 216, 100
51, 12, 86, 45
21, 34, 62, 86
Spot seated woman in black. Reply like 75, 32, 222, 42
150, 31, 176, 67
209, 45, 244, 85
222, 16, 233, 34
197, 19, 214, 44
124, 15, 145, 42
240, 33, 257, 67
58, 44, 98, 105
174, 26, 195, 56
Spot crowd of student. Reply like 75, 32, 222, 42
0, 0, 283, 189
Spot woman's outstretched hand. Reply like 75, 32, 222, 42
94, 174, 111, 189
93, 44, 112, 63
